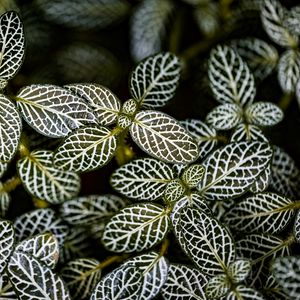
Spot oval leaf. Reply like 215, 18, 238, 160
130, 111, 199, 164
205, 274, 230, 299
54, 125, 117, 172
197, 142, 273, 201
102, 203, 170, 253
228, 259, 251, 283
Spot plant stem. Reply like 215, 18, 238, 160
278, 92, 294, 111
18, 133, 30, 158
159, 238, 170, 257
98, 254, 129, 270
115, 128, 135, 166
169, 10, 184, 54
33, 198, 49, 208
1, 176, 22, 193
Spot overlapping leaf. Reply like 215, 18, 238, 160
180, 208, 235, 276
15, 233, 59, 269
181, 118, 218, 159
278, 49, 300, 93
205, 274, 230, 299
263, 274, 288, 300
181, 164, 205, 188
110, 158, 174, 201
122, 251, 169, 300
60, 194, 129, 226
7, 250, 71, 300
14, 208, 69, 247
261, 0, 298, 48
224, 193, 295, 234
226, 286, 265, 300
0, 272, 16, 299
284, 6, 300, 35
0, 95, 22, 163
90, 265, 143, 300
53, 126, 117, 172
208, 45, 256, 107
61, 258, 101, 300
228, 259, 251, 283
197, 142, 273, 201
130, 111, 199, 164
130, 2, 174, 62
272, 256, 300, 300
249, 166, 271, 194
65, 84, 121, 126
16, 84, 97, 138
206, 103, 242, 130
230, 38, 278, 81
160, 264, 208, 300
0, 11, 25, 81
0, 220, 14, 274
18, 150, 80, 204
102, 203, 170, 253
130, 52, 180, 108
163, 179, 186, 203
245, 102, 283, 126
230, 124, 268, 142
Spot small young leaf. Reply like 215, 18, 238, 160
181, 164, 205, 188
228, 259, 251, 283
130, 1, 174, 62
130, 111, 199, 164
230, 123, 268, 142
205, 274, 230, 299
7, 250, 71, 300
272, 256, 300, 300
90, 265, 143, 300
161, 264, 208, 300
0, 11, 25, 81
180, 208, 235, 276
102, 203, 170, 253
226, 285, 265, 300
197, 142, 273, 201
0, 220, 14, 274
110, 158, 175, 201
65, 83, 121, 126
60, 194, 129, 226
181, 118, 218, 159
206, 103, 242, 130
163, 179, 186, 204
278, 49, 300, 93
224, 192, 295, 234
14, 208, 69, 247
61, 258, 101, 300
245, 102, 283, 126
0, 95, 22, 163
53, 126, 117, 172
129, 52, 180, 108
208, 45, 256, 107
18, 150, 80, 204
122, 251, 169, 300
261, 0, 298, 48
16, 84, 97, 138
15, 233, 59, 269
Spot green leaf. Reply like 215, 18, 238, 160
261, 0, 298, 48
206, 103, 242, 130
230, 123, 268, 142
60, 194, 129, 226
14, 208, 69, 247
208, 45, 256, 107
110, 158, 175, 201
130, 2, 174, 62
205, 274, 230, 299
7, 250, 71, 300
61, 258, 101, 300
181, 119, 218, 160
0, 95, 22, 163
15, 233, 59, 269
18, 150, 80, 204
224, 193, 295, 234
35, 0, 130, 29
270, 146, 300, 199
122, 251, 169, 300
230, 38, 278, 81
245, 102, 283, 127
65, 83, 121, 126
53, 125, 117, 172
228, 259, 251, 283
129, 52, 180, 108
0, 11, 25, 81
102, 203, 170, 253
0, 220, 14, 274
181, 164, 205, 188
272, 256, 300, 300
163, 179, 186, 203
278, 49, 300, 93
249, 166, 271, 194
90, 265, 143, 300
180, 208, 235, 276
0, 273, 17, 299
161, 264, 208, 300
226, 286, 265, 300
16, 84, 97, 138
130, 111, 199, 164
197, 142, 273, 201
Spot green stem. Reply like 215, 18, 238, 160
18, 133, 30, 158
278, 92, 294, 111
115, 128, 135, 166
159, 238, 170, 257
1, 176, 22, 193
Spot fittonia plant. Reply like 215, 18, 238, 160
1, 4, 300, 300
